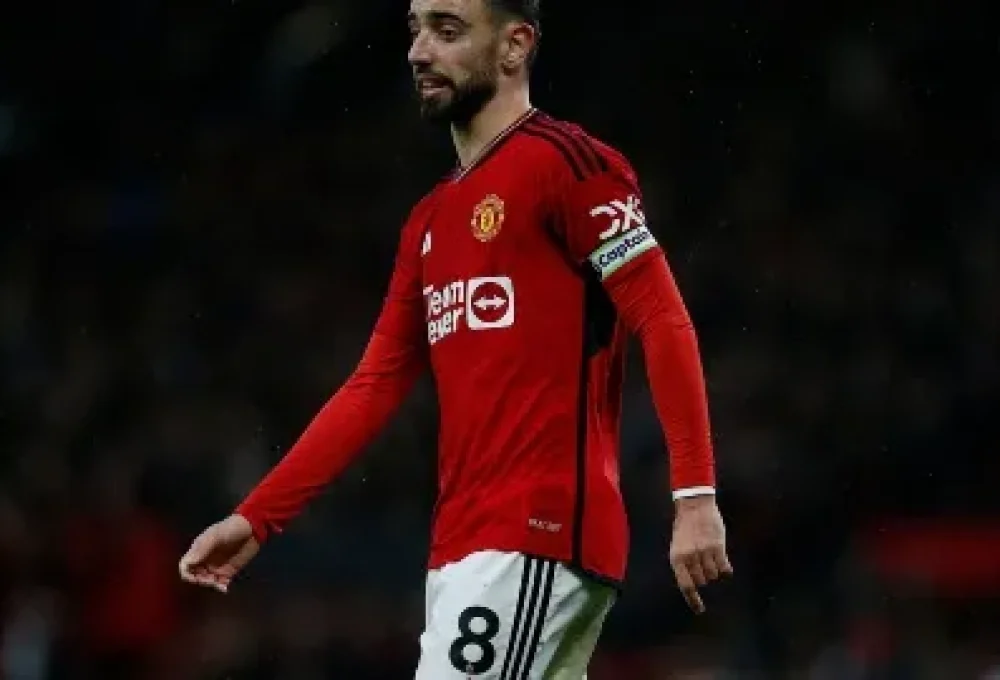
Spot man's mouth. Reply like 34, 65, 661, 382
416, 75, 450, 95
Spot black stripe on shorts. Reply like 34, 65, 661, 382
501, 557, 557, 680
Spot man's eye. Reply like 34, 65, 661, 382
438, 26, 459, 40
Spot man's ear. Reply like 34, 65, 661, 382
500, 22, 536, 72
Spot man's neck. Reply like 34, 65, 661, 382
451, 87, 532, 169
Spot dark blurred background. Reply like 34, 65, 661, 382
1, 1, 998, 678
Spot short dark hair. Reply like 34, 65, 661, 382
488, 0, 541, 64
488, 0, 540, 27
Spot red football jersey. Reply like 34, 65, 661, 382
236, 110, 716, 585
384, 110, 665, 582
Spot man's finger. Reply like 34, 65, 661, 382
213, 574, 230, 594
711, 545, 734, 577
683, 585, 705, 614
179, 535, 211, 580
181, 570, 210, 587
179, 562, 206, 582
684, 554, 707, 587
698, 548, 720, 582
199, 570, 228, 593
178, 552, 200, 580
672, 562, 706, 614
190, 571, 223, 590
212, 563, 238, 581
702, 544, 733, 578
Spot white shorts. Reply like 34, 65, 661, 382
416, 551, 616, 680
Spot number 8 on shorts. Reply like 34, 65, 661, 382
416, 551, 615, 679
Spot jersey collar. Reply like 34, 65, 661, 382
450, 107, 538, 182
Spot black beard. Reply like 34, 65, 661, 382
419, 73, 497, 126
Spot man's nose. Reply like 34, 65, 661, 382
408, 32, 432, 67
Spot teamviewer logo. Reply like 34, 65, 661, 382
466, 276, 514, 330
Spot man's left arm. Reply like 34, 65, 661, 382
556, 158, 733, 613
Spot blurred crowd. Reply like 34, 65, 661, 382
1, 1, 997, 678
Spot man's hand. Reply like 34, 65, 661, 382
669, 495, 732, 614
178, 514, 259, 593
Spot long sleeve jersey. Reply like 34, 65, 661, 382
236, 110, 716, 583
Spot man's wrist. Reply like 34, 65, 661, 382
672, 486, 716, 501
673, 489, 718, 517
233, 508, 268, 544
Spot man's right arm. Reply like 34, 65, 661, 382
234, 221, 428, 544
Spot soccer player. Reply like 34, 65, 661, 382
179, 0, 732, 676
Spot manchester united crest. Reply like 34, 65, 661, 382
471, 194, 505, 242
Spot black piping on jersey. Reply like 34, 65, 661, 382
574, 267, 619, 584
517, 117, 627, 591
572, 309, 591, 577
521, 120, 596, 177
524, 117, 622, 583
500, 557, 557, 680
520, 115, 602, 183
582, 269, 618, 354
530, 114, 609, 174
520, 125, 588, 181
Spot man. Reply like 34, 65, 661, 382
179, 0, 732, 677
